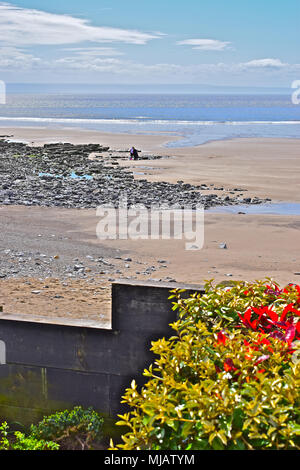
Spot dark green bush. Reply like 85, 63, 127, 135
29, 406, 104, 450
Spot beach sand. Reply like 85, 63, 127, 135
1, 126, 300, 324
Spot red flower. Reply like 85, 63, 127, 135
217, 331, 227, 345
238, 308, 258, 330
223, 358, 237, 372
281, 303, 300, 321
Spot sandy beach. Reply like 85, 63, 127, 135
1, 126, 300, 324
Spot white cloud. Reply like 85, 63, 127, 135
52, 55, 182, 75
61, 47, 124, 57
0, 41, 297, 87
240, 58, 287, 68
177, 39, 231, 51
0, 2, 159, 46
0, 47, 42, 68
55, 56, 123, 73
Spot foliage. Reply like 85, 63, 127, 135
0, 422, 58, 450
1, 406, 104, 451
111, 279, 300, 450
170, 279, 300, 329
29, 406, 104, 450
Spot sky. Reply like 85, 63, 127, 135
0, 0, 299, 89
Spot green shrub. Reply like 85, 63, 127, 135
29, 406, 104, 450
1, 407, 104, 451
111, 280, 300, 450
0, 422, 58, 450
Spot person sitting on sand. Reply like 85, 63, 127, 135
129, 146, 139, 160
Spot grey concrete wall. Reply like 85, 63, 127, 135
0, 280, 203, 427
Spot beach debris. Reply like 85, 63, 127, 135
219, 242, 228, 249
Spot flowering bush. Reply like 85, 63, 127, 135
172, 279, 300, 330
111, 280, 300, 450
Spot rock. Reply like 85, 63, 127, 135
0, 140, 269, 214
101, 260, 113, 266
73, 265, 84, 271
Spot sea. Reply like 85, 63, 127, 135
0, 88, 299, 148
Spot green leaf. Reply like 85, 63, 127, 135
211, 436, 225, 450
232, 408, 244, 430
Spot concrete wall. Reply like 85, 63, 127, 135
0, 280, 203, 427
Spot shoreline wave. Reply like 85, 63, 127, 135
0, 116, 300, 126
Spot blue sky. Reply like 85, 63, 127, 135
0, 0, 299, 88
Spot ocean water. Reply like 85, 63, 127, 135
207, 202, 300, 216
0, 92, 299, 147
